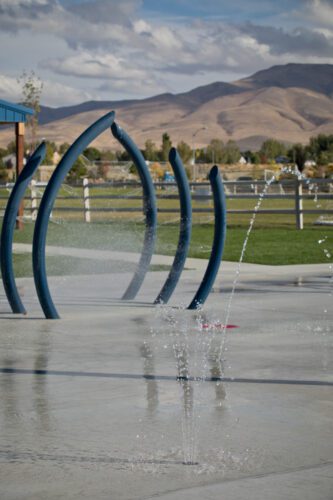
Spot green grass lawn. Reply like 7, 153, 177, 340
4, 220, 332, 272
1, 182, 332, 277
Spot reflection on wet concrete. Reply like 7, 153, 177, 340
0, 357, 18, 423
174, 343, 194, 421
173, 342, 196, 464
33, 351, 50, 432
0, 448, 185, 466
213, 276, 333, 294
197, 311, 226, 407
208, 347, 226, 407
0, 324, 52, 434
140, 342, 159, 415
1, 367, 332, 386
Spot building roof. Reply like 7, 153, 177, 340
0, 99, 34, 123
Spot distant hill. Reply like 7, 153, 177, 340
1, 63, 333, 151
239, 63, 333, 96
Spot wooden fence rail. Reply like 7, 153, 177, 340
0, 178, 332, 229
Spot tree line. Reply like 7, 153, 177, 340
1, 132, 333, 183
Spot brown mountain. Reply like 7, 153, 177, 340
1, 63, 333, 151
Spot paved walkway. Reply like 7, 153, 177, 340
13, 241, 331, 274
0, 249, 332, 499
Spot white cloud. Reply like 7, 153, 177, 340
0, 0, 132, 48
149, 26, 183, 51
97, 77, 165, 97
0, 0, 50, 7
41, 52, 165, 95
2, 1, 333, 73
1, 0, 333, 104
42, 52, 145, 79
0, 75, 22, 101
41, 80, 93, 106
305, 0, 333, 27
133, 19, 151, 34
66, 0, 141, 24
0, 74, 93, 106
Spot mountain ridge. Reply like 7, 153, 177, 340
2, 63, 333, 150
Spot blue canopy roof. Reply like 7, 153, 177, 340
0, 99, 34, 123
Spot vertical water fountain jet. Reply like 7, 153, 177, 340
215, 174, 277, 375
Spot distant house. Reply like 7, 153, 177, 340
304, 159, 316, 167
52, 151, 61, 165
239, 156, 247, 165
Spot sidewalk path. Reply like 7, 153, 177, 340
13, 242, 330, 277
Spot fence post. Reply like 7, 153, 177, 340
295, 179, 303, 230
30, 179, 38, 221
83, 177, 91, 223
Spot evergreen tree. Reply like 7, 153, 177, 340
206, 139, 224, 163
144, 139, 158, 161
160, 133, 172, 161
84, 147, 102, 162
40, 141, 56, 165
222, 140, 240, 164
177, 141, 192, 163
66, 156, 87, 183
288, 144, 307, 172
260, 139, 286, 162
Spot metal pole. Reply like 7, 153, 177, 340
191, 126, 207, 182
191, 137, 196, 181
154, 148, 192, 304
0, 142, 46, 314
111, 122, 157, 301
188, 165, 227, 310
33, 112, 115, 319
30, 179, 38, 221
295, 179, 304, 230
83, 177, 91, 223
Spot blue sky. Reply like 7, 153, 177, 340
0, 0, 332, 106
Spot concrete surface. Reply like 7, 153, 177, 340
0, 252, 332, 499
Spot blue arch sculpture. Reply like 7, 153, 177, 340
111, 122, 157, 301
0, 142, 46, 314
188, 166, 227, 310
154, 148, 192, 304
32, 112, 115, 319
0, 112, 228, 318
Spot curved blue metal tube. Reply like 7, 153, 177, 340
154, 148, 192, 304
0, 142, 46, 314
188, 166, 227, 310
33, 112, 115, 319
111, 122, 157, 300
